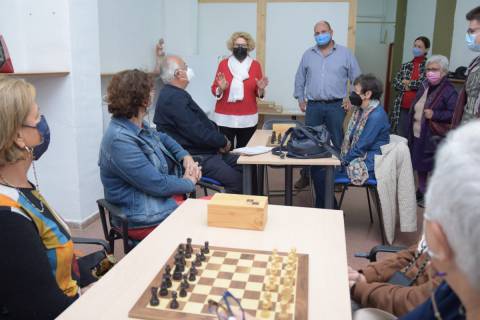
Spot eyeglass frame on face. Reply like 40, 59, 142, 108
207, 290, 245, 320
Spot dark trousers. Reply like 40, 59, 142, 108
301, 100, 345, 180
219, 126, 257, 149
397, 108, 410, 138
194, 153, 243, 193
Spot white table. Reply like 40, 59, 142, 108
58, 199, 351, 320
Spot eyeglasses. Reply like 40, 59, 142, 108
208, 291, 245, 320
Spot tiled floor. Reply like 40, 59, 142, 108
71, 167, 423, 271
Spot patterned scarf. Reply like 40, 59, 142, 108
341, 100, 380, 185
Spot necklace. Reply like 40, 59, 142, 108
0, 172, 45, 212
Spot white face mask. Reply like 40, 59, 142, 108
186, 67, 195, 82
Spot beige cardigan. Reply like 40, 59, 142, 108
374, 136, 417, 244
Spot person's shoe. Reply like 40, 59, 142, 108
417, 198, 425, 208
294, 176, 310, 189
416, 190, 424, 201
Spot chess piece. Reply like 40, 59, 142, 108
159, 280, 169, 297
283, 276, 294, 287
186, 238, 193, 258
277, 133, 282, 144
182, 274, 190, 289
278, 301, 290, 320
150, 287, 159, 306
194, 253, 202, 267
190, 264, 198, 276
271, 131, 276, 144
281, 287, 293, 303
163, 273, 172, 288
199, 248, 206, 261
188, 269, 196, 282
204, 241, 210, 254
265, 276, 277, 291
173, 263, 183, 281
164, 264, 171, 276
179, 282, 187, 297
169, 291, 179, 309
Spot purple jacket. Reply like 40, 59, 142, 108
407, 77, 458, 171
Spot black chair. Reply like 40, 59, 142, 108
72, 237, 113, 287
354, 244, 408, 262
198, 177, 226, 196
97, 199, 134, 255
335, 176, 387, 244
262, 119, 314, 201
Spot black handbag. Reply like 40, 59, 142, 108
272, 125, 339, 159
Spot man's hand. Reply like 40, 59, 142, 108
216, 72, 228, 91
342, 98, 352, 111
298, 101, 307, 112
348, 266, 366, 289
219, 139, 231, 154
156, 38, 165, 59
424, 109, 433, 119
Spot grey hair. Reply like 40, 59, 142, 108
426, 54, 449, 73
425, 120, 480, 291
159, 55, 180, 84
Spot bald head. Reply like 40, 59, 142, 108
314, 20, 332, 33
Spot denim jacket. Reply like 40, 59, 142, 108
99, 117, 195, 228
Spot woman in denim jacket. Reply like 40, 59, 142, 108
99, 70, 201, 239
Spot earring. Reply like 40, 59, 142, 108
24, 146, 33, 154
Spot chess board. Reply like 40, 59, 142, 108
129, 245, 308, 320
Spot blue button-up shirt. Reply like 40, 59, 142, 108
99, 117, 195, 228
294, 43, 361, 102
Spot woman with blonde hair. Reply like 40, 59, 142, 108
0, 77, 78, 318
211, 31, 269, 148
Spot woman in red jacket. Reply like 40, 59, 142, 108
211, 31, 269, 148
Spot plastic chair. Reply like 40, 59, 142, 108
199, 176, 226, 196
335, 176, 387, 244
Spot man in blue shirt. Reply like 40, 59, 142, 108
294, 20, 361, 188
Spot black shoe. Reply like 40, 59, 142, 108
416, 190, 424, 201
417, 198, 425, 208
294, 176, 310, 189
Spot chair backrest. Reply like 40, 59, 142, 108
262, 119, 304, 130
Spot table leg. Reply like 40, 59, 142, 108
257, 165, 265, 195
285, 166, 293, 206
243, 164, 253, 195
324, 166, 334, 209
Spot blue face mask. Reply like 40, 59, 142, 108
24, 115, 51, 160
315, 32, 331, 46
412, 47, 424, 57
466, 32, 480, 52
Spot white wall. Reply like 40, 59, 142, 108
355, 0, 397, 103
0, 0, 103, 224
450, 0, 478, 70
402, 0, 436, 63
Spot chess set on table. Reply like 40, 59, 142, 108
129, 238, 309, 320
266, 124, 295, 147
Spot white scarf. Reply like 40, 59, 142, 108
227, 55, 253, 102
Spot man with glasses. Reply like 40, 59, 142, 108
293, 20, 361, 189
452, 6, 480, 127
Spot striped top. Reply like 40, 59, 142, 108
0, 184, 78, 297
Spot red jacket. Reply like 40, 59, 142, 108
211, 58, 263, 116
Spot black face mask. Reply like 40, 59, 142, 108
349, 92, 363, 107
232, 47, 248, 61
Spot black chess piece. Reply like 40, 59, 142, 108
194, 253, 202, 267
179, 282, 187, 298
170, 291, 179, 309
278, 133, 282, 144
150, 287, 159, 306
159, 280, 169, 297
271, 131, 276, 144
173, 263, 183, 281
163, 273, 172, 288
199, 248, 206, 262
188, 269, 196, 282
182, 274, 190, 289
186, 238, 193, 252
204, 241, 210, 254
190, 264, 198, 276
164, 264, 171, 276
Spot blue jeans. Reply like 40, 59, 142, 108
305, 100, 345, 149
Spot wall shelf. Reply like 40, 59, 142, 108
2, 71, 70, 77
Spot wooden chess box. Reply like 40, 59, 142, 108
207, 193, 268, 231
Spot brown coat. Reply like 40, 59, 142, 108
352, 245, 442, 317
